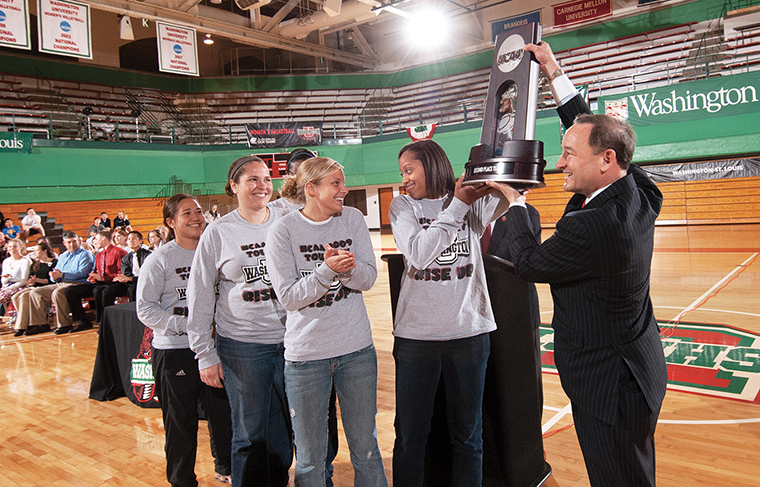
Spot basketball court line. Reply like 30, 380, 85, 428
669, 253, 758, 324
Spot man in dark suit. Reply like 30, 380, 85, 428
489, 105, 668, 485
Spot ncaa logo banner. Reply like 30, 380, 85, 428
0, 132, 33, 153
540, 321, 760, 404
156, 21, 199, 76
0, 0, 31, 50
598, 71, 760, 127
37, 0, 91, 59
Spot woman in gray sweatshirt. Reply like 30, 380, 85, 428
137, 193, 232, 487
267, 157, 387, 487
389, 139, 508, 486
187, 156, 293, 487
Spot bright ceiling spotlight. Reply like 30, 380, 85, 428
203, 33, 214, 45
406, 10, 448, 47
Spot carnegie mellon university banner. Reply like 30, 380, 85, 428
246, 122, 322, 148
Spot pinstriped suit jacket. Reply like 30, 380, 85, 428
504, 100, 668, 424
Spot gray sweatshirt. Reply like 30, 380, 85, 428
267, 207, 377, 362
388, 193, 509, 340
136, 240, 195, 350
187, 209, 287, 371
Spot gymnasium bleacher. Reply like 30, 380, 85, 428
2, 18, 759, 144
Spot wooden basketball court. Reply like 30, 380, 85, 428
1, 224, 758, 486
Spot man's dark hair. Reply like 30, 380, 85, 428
574, 114, 636, 170
97, 230, 112, 240
62, 231, 79, 239
128, 230, 144, 240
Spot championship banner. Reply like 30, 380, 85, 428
37, 0, 91, 59
0, 0, 31, 50
156, 21, 199, 76
643, 158, 760, 183
599, 70, 760, 127
491, 10, 541, 42
245, 122, 322, 148
0, 132, 33, 153
553, 0, 611, 28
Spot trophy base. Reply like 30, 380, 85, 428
463, 140, 546, 189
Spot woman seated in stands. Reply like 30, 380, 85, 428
112, 228, 129, 251
21, 208, 45, 239
1, 239, 31, 321
113, 230, 151, 302
147, 229, 164, 251
137, 193, 232, 486
11, 241, 57, 336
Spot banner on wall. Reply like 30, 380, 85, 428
0, 0, 31, 50
599, 71, 760, 127
37, 0, 91, 59
553, 0, 611, 27
156, 21, 199, 76
245, 122, 323, 148
491, 10, 541, 41
0, 132, 33, 154
643, 159, 760, 183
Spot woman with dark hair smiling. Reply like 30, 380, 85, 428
187, 156, 293, 487
389, 139, 508, 486
137, 193, 232, 486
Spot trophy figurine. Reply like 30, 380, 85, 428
463, 23, 546, 188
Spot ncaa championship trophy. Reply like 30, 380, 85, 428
464, 23, 546, 188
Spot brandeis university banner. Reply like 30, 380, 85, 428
156, 21, 199, 76
246, 122, 323, 148
599, 71, 760, 127
0, 0, 31, 50
37, 0, 91, 59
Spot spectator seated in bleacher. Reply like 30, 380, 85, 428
102, 117, 116, 142
203, 204, 221, 223
3, 218, 21, 240
113, 211, 131, 231
21, 208, 45, 240
11, 241, 58, 336
23, 231, 95, 336
113, 230, 151, 302
99, 212, 112, 231
148, 227, 166, 250
88, 216, 105, 237
1, 238, 31, 320
65, 230, 126, 329
112, 227, 129, 251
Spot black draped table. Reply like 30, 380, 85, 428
89, 302, 160, 408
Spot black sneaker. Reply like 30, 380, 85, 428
25, 325, 50, 336
13, 329, 25, 337
70, 322, 93, 333
54, 325, 73, 335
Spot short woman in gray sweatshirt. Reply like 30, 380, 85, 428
389, 140, 508, 486
267, 157, 387, 487
136, 193, 232, 486
187, 156, 293, 487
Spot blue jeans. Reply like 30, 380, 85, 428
285, 345, 387, 487
217, 336, 293, 487
393, 334, 490, 487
